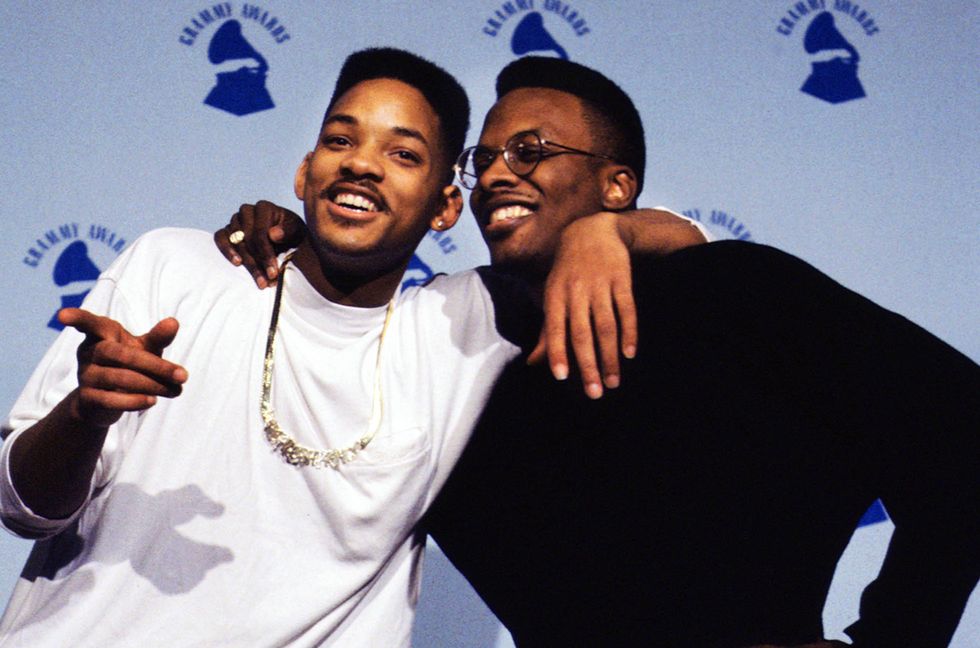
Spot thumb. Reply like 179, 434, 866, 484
139, 317, 180, 355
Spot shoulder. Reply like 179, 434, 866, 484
110, 227, 221, 267
396, 269, 494, 328
395, 269, 526, 349
632, 241, 829, 301
398, 269, 489, 308
104, 227, 248, 286
641, 240, 814, 276
99, 227, 257, 315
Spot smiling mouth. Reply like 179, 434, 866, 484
489, 205, 534, 223
332, 192, 380, 212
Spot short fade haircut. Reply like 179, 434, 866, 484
495, 56, 646, 196
323, 48, 470, 179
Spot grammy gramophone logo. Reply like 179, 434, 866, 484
480, 1, 592, 60
776, 2, 881, 105
178, 4, 292, 117
21, 224, 128, 332
800, 12, 865, 104
203, 20, 274, 116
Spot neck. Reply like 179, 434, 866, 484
489, 261, 548, 308
291, 241, 406, 307
525, 275, 546, 308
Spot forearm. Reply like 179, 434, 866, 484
613, 208, 707, 255
847, 528, 979, 647
7, 389, 108, 521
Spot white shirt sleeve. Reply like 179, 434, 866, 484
653, 205, 716, 242
0, 258, 144, 538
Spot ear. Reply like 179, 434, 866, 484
294, 153, 313, 200
430, 185, 463, 231
600, 165, 638, 211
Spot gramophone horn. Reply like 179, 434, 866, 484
208, 20, 268, 70
511, 12, 568, 60
52, 241, 100, 287
804, 12, 858, 61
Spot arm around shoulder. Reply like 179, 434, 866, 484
610, 207, 709, 254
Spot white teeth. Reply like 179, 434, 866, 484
335, 192, 379, 212
490, 205, 533, 223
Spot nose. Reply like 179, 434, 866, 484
477, 149, 520, 190
340, 146, 384, 180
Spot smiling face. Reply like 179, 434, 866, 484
470, 88, 610, 276
294, 77, 456, 278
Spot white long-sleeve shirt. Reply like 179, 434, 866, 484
0, 228, 520, 647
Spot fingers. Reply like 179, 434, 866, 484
73, 386, 159, 428
613, 275, 637, 359
539, 271, 631, 400
80, 364, 182, 399
566, 288, 605, 400
246, 201, 280, 283
540, 285, 570, 382
87, 336, 187, 391
60, 309, 186, 428
221, 206, 267, 288
588, 291, 621, 390
216, 202, 307, 289
72, 337, 185, 428
235, 205, 269, 288
67, 311, 187, 392
214, 213, 241, 266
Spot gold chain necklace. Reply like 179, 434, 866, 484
261, 253, 396, 468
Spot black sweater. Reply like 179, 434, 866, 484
426, 242, 979, 647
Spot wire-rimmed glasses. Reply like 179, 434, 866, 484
454, 130, 616, 189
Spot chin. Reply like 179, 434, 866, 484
311, 234, 380, 260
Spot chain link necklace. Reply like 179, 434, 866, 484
261, 253, 396, 468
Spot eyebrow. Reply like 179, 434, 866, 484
324, 114, 430, 148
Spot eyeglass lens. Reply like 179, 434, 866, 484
459, 132, 542, 188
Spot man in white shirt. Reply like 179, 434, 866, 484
0, 48, 523, 647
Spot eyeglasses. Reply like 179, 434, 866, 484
453, 130, 616, 189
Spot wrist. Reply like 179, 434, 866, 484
63, 390, 112, 440
612, 213, 637, 249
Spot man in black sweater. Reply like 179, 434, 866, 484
423, 57, 979, 647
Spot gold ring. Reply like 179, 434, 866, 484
228, 230, 245, 245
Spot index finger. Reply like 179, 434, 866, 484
59, 308, 124, 342
541, 285, 571, 382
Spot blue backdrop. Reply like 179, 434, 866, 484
1, 2, 976, 645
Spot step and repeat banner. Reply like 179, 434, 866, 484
1, 2, 976, 646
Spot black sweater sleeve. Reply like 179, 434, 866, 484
633, 242, 980, 647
